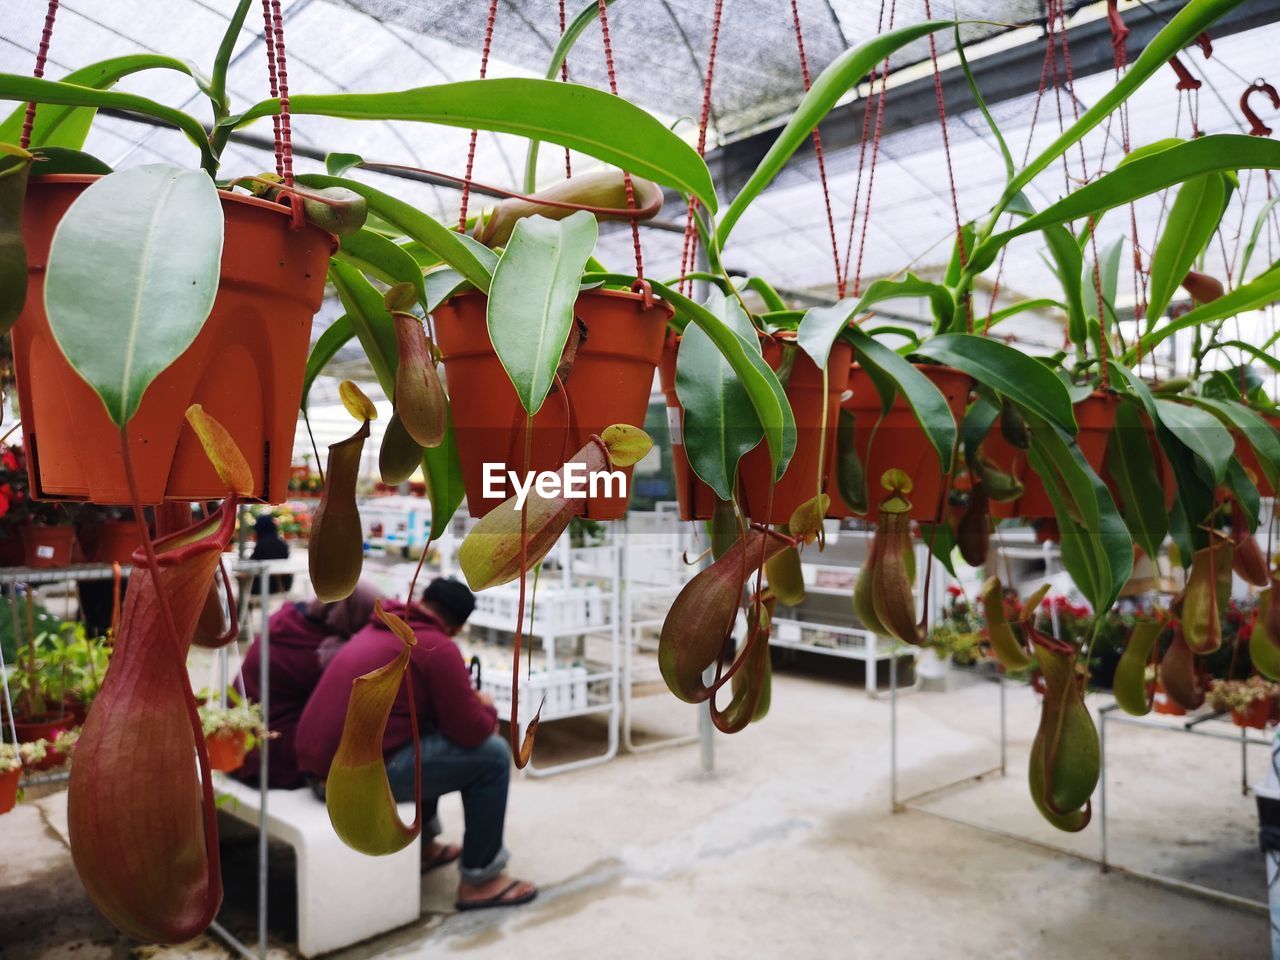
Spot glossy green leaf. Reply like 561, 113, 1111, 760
298, 173, 492, 291
1146, 174, 1227, 324
846, 327, 956, 467
1241, 195, 1280, 280
1191, 396, 1280, 492
676, 288, 765, 500
335, 230, 427, 307
30, 146, 112, 175
233, 78, 716, 213
1154, 399, 1234, 486
1105, 401, 1168, 559
914, 333, 1075, 434
837, 273, 955, 333
487, 211, 597, 416
302, 316, 354, 411
209, 0, 254, 115
1042, 224, 1086, 345
522, 0, 618, 192
985, 298, 1065, 329
0, 146, 32, 335
0, 74, 214, 170
716, 19, 952, 246
44, 165, 223, 426
0, 57, 197, 149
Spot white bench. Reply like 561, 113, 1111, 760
215, 776, 421, 957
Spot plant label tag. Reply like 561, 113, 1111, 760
666, 406, 682, 445
36, 545, 54, 559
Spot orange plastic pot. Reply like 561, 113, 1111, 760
13, 175, 333, 506
19, 524, 77, 568
1233, 698, 1272, 730
93, 519, 147, 565
1235, 414, 1280, 497
434, 289, 671, 520
658, 336, 852, 523
206, 729, 250, 773
1152, 681, 1186, 716
828, 365, 971, 522
0, 767, 19, 814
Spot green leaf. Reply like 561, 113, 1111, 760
487, 212, 598, 416
1042, 224, 1086, 345
30, 146, 112, 175
209, 0, 254, 116
1105, 400, 1168, 559
837, 273, 954, 332
232, 79, 716, 213
1154, 399, 1234, 486
977, 136, 1280, 272
295, 173, 492, 291
1002, 0, 1251, 207
845, 327, 956, 468
1126, 260, 1280, 361
914, 333, 1075, 434
0, 57, 198, 150
522, 0, 617, 192
1146, 173, 1227, 324
1240, 195, 1280, 280
984, 298, 1065, 329
716, 20, 952, 247
0, 146, 32, 336
1224, 456, 1260, 529
796, 299, 855, 370
954, 24, 1012, 180
302, 315, 354, 411
918, 522, 959, 578
334, 230, 427, 308
44, 165, 223, 426
676, 288, 765, 500
1189, 396, 1280, 493
0, 74, 213, 171
1083, 236, 1124, 332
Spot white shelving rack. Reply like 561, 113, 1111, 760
436, 514, 623, 778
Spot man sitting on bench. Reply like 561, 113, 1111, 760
296, 577, 536, 912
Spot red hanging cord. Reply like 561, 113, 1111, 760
458, 0, 501, 233
678, 0, 725, 297
20, 0, 61, 150
788, 0, 843, 297
840, 0, 887, 294
852, 0, 898, 298
260, 0, 283, 177
559, 0, 572, 180
596, 0, 644, 280
268, 0, 296, 190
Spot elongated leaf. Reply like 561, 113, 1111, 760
0, 74, 214, 169
1003, 0, 1252, 206
1105, 401, 1167, 558
834, 273, 955, 333
846, 327, 956, 467
1042, 224, 1086, 345
796, 298, 855, 370
298, 174, 492, 291
522, 0, 619, 192
1146, 174, 1227, 324
717, 20, 952, 245
1155, 399, 1234, 486
232, 79, 716, 213
0, 56, 197, 149
677, 288, 764, 499
1191, 396, 1280, 492
914, 333, 1074, 433
488, 212, 597, 415
986, 298, 1065, 329
44, 165, 223, 426
335, 230, 427, 307
302, 315, 354, 411
1241, 195, 1280, 280
0, 146, 31, 335
977, 137, 1280, 271
69, 503, 237, 941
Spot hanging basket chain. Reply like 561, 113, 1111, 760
840, 0, 888, 295
458, 0, 501, 233
678, 0, 725, 297
19, 0, 61, 150
260, 0, 283, 178
596, 0, 644, 280
852, 0, 897, 299
559, 0, 573, 180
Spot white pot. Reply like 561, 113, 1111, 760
917, 648, 952, 680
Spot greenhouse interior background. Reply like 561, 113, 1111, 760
3, 0, 1280, 957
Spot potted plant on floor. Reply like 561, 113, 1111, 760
0, 740, 47, 814
198, 691, 269, 774
1208, 677, 1279, 730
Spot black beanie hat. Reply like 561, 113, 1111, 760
423, 577, 476, 628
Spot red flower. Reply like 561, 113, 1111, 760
946, 584, 963, 597
1, 449, 17, 472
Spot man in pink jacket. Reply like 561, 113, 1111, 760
296, 578, 536, 911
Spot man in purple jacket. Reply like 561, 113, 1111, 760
296, 578, 536, 912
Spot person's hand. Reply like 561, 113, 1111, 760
476, 691, 494, 709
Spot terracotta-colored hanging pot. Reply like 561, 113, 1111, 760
0, 767, 19, 815
434, 288, 671, 520
15, 714, 75, 770
92, 519, 148, 565
12, 175, 333, 506
658, 335, 852, 524
1152, 680, 1185, 716
205, 729, 251, 773
19, 524, 78, 568
1233, 698, 1273, 730
828, 364, 971, 522
1235, 413, 1280, 497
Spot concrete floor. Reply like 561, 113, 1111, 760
0, 660, 1270, 959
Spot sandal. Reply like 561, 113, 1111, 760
454, 880, 538, 912
421, 842, 462, 874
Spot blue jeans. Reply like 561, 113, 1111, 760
385, 732, 512, 885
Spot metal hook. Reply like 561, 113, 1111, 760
1241, 79, 1280, 137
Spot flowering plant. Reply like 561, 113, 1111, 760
197, 692, 269, 750
1207, 676, 1280, 714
